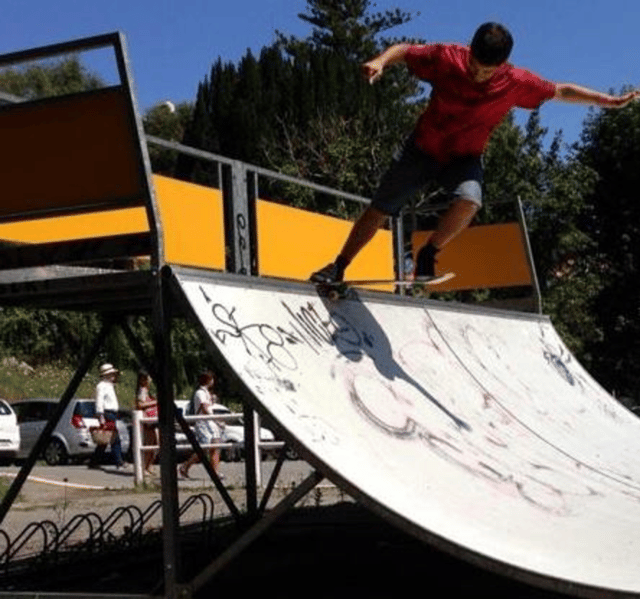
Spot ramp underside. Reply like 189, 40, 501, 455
174, 267, 640, 597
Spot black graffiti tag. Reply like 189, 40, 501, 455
197, 285, 378, 372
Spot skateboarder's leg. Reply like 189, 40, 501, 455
430, 198, 478, 249
415, 198, 478, 277
339, 205, 388, 263
310, 206, 387, 283
311, 136, 435, 284
416, 158, 483, 275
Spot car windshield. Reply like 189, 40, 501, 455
73, 400, 97, 418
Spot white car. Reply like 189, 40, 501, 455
13, 398, 130, 466
0, 400, 20, 464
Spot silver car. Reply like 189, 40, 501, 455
13, 398, 130, 466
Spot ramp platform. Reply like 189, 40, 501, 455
173, 266, 640, 598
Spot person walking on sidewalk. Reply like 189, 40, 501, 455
179, 371, 224, 480
311, 22, 640, 284
135, 370, 158, 476
88, 363, 126, 470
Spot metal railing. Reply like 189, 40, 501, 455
146, 134, 407, 279
131, 409, 285, 486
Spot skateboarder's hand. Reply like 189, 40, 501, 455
361, 59, 384, 84
608, 89, 640, 108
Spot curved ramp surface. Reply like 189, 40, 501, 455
175, 268, 640, 597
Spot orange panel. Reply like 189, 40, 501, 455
153, 175, 225, 270
257, 200, 394, 289
0, 174, 226, 271
0, 88, 143, 219
412, 223, 533, 291
0, 207, 148, 242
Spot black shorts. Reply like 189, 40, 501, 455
371, 136, 483, 216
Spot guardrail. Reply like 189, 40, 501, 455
131, 410, 285, 486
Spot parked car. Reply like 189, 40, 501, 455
0, 400, 20, 464
12, 398, 130, 466
174, 400, 276, 461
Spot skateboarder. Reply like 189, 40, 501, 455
311, 22, 640, 284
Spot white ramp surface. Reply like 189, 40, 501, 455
176, 269, 640, 597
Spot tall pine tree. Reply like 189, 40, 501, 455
177, 1, 422, 214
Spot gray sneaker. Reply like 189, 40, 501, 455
310, 262, 345, 284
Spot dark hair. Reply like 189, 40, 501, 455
470, 22, 513, 66
136, 369, 150, 390
198, 370, 214, 386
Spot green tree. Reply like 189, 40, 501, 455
0, 56, 103, 99
143, 100, 193, 175
178, 1, 423, 214
576, 94, 640, 400
281, 0, 415, 60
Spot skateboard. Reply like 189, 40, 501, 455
315, 272, 455, 300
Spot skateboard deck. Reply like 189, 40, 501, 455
315, 272, 455, 300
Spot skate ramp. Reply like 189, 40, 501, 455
174, 267, 640, 598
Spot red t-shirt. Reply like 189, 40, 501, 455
405, 44, 556, 162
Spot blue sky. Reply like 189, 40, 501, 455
2, 0, 638, 150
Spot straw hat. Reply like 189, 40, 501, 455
99, 363, 119, 377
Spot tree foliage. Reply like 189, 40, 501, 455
282, 0, 415, 60
575, 96, 640, 399
0, 56, 103, 99
143, 101, 193, 175
177, 0, 423, 215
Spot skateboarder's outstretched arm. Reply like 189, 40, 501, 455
361, 43, 412, 84
553, 83, 640, 108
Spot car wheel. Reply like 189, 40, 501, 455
285, 446, 299, 460
44, 438, 69, 466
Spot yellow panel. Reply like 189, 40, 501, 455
0, 174, 225, 271
153, 175, 225, 270
412, 223, 533, 291
257, 200, 394, 290
0, 207, 147, 243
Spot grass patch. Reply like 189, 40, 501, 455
0, 475, 22, 503
0, 359, 139, 409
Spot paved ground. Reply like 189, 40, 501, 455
0, 462, 575, 598
0, 459, 349, 540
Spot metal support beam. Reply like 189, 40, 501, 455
151, 269, 181, 598
173, 407, 242, 521
516, 196, 543, 314
392, 214, 406, 292
222, 161, 254, 275
181, 471, 324, 597
243, 404, 259, 518
119, 317, 156, 378
258, 448, 288, 514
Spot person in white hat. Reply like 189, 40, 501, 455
88, 363, 125, 469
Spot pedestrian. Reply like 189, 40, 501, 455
88, 363, 125, 470
135, 370, 158, 476
179, 371, 224, 480
310, 22, 640, 284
